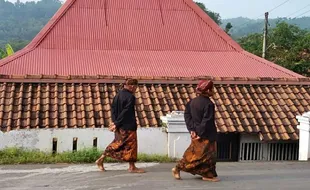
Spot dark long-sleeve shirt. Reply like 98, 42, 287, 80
185, 96, 217, 142
184, 101, 195, 132
111, 89, 137, 131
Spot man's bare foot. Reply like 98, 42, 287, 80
172, 168, 181, 180
202, 177, 220, 182
95, 159, 105, 171
128, 167, 145, 173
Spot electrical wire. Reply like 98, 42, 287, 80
234, 0, 291, 28
267, 0, 291, 13
285, 3, 310, 18
293, 9, 310, 18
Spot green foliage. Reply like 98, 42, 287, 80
8, 39, 30, 51
225, 22, 233, 35
0, 48, 5, 58
238, 33, 263, 57
0, 0, 62, 49
5, 44, 14, 56
238, 22, 310, 76
0, 43, 14, 59
195, 2, 222, 25
0, 148, 176, 164
222, 17, 310, 39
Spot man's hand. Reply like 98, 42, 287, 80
190, 131, 196, 139
190, 131, 201, 140
190, 131, 197, 139
108, 123, 117, 132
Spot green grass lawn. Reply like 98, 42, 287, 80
0, 148, 177, 165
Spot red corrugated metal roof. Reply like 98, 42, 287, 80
0, 0, 304, 78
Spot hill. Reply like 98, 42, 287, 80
222, 17, 310, 39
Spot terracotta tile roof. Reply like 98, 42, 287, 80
0, 0, 304, 78
1, 75, 309, 141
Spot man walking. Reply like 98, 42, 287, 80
96, 78, 145, 173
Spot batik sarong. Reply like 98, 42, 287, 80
176, 139, 217, 178
103, 128, 137, 162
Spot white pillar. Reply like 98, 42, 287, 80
296, 112, 310, 161
161, 111, 191, 158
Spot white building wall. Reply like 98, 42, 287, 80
167, 132, 191, 158
0, 128, 167, 155
161, 111, 192, 158
297, 112, 310, 161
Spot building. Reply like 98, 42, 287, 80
0, 0, 309, 161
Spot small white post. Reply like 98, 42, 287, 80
296, 112, 310, 161
173, 136, 181, 158
161, 111, 190, 158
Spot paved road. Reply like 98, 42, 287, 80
1, 162, 310, 190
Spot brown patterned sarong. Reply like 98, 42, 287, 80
176, 139, 217, 178
103, 129, 138, 162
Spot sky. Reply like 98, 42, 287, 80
7, 0, 310, 19
198, 0, 310, 19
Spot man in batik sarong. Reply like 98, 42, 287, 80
172, 80, 220, 182
96, 78, 145, 173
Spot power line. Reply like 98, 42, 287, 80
285, 3, 310, 18
267, 0, 291, 13
234, 0, 291, 28
293, 9, 310, 18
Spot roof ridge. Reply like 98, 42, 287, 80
27, 0, 76, 49
183, 0, 242, 52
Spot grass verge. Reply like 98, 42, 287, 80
0, 148, 177, 165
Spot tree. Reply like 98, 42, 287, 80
225, 22, 233, 35
8, 39, 30, 51
0, 48, 5, 59
0, 0, 62, 49
221, 17, 310, 39
195, 2, 221, 25
238, 33, 263, 57
238, 22, 310, 76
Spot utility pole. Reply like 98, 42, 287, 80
262, 12, 269, 59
